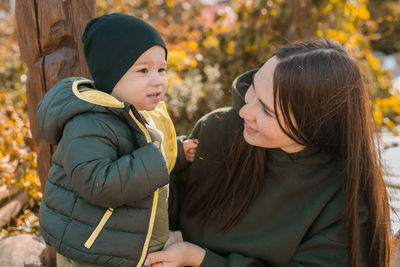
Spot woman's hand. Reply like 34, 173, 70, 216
183, 139, 198, 162
144, 241, 206, 267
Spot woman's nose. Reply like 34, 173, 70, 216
239, 102, 254, 120
239, 103, 248, 119
239, 92, 256, 120
239, 102, 253, 120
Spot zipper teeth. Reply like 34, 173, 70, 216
128, 108, 158, 267
129, 110, 151, 143
136, 189, 159, 267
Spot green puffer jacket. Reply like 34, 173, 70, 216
37, 77, 172, 266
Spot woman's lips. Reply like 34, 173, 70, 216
244, 121, 258, 134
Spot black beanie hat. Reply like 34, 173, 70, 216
82, 13, 167, 93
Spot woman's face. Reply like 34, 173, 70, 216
239, 56, 304, 153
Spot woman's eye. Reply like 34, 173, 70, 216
137, 69, 148, 73
262, 105, 275, 118
263, 107, 273, 117
159, 68, 166, 73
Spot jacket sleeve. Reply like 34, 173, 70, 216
285, 220, 349, 266
169, 135, 190, 231
286, 196, 369, 267
168, 118, 204, 230
61, 115, 169, 208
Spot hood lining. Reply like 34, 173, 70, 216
72, 79, 125, 108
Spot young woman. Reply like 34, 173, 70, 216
145, 39, 392, 267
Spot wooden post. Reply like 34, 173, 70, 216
15, 1, 96, 266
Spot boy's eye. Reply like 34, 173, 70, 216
137, 69, 148, 73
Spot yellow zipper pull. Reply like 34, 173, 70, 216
84, 207, 114, 249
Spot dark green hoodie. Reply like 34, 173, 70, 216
169, 70, 369, 266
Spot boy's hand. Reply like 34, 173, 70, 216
183, 139, 198, 162
153, 141, 161, 149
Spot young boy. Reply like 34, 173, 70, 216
37, 13, 196, 267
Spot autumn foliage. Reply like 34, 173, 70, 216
0, 0, 399, 235
96, 0, 400, 133
0, 13, 41, 236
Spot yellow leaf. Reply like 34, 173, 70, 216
357, 4, 370, 20
245, 43, 255, 52
373, 109, 383, 125
203, 36, 219, 49
386, 16, 393, 22
168, 50, 187, 66
393, 105, 400, 115
166, 0, 174, 8
188, 41, 198, 50
226, 41, 234, 54
191, 59, 198, 68
385, 120, 395, 130
168, 75, 182, 83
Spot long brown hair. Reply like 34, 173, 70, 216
187, 125, 266, 232
188, 39, 391, 266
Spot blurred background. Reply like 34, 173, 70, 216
0, 0, 400, 264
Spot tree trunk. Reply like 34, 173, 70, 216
15, 1, 96, 266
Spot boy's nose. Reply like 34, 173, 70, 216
150, 74, 164, 86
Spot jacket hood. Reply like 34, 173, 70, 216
37, 77, 128, 145
232, 69, 258, 111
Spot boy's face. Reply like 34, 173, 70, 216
111, 45, 167, 111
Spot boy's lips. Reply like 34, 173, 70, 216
146, 92, 162, 102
